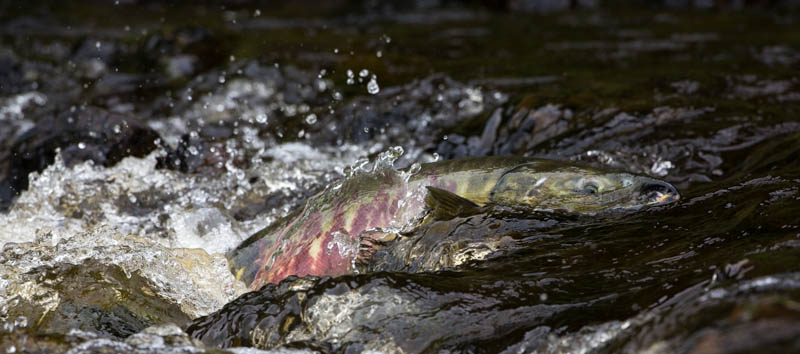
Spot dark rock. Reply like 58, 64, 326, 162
0, 106, 162, 210
155, 127, 246, 176
71, 38, 118, 64
0, 48, 34, 95
6, 259, 191, 340
477, 107, 503, 155
437, 103, 573, 160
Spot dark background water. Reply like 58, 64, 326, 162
1, 1, 800, 353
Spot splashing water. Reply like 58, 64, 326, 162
3, 3, 800, 353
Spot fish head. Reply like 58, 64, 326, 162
489, 163, 680, 214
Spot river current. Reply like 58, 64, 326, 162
1, 2, 799, 353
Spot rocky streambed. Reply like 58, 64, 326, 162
1, 1, 800, 353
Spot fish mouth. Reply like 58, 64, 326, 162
639, 179, 680, 206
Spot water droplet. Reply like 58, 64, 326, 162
316, 79, 327, 92
334, 48, 339, 54
128, 194, 137, 203
218, 75, 226, 84
333, 91, 343, 100
305, 113, 318, 125
254, 9, 261, 16
14, 316, 27, 328
359, 69, 369, 78
77, 142, 86, 149
376, 50, 382, 58
409, 162, 421, 173
367, 76, 380, 95
622, 178, 632, 188
403, 162, 422, 183
389, 146, 404, 157
651, 160, 674, 176
113, 124, 121, 134
256, 113, 268, 124
346, 70, 355, 85
95, 41, 101, 49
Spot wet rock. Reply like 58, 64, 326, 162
161, 60, 328, 143
549, 107, 800, 186
671, 80, 700, 95
90, 72, 149, 99
188, 274, 562, 352
0, 48, 33, 95
0, 328, 83, 354
436, 103, 572, 159
312, 74, 506, 161
163, 55, 198, 80
607, 275, 800, 354
0, 230, 249, 330
157, 131, 244, 176
71, 38, 118, 64
752, 45, 800, 66
726, 75, 796, 100
0, 106, 162, 210
1, 324, 216, 354
507, 0, 597, 13
12, 260, 190, 338
144, 27, 231, 77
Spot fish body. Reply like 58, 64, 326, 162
229, 156, 679, 289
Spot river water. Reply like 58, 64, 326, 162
1, 1, 799, 353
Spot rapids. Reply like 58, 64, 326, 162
2, 1, 800, 353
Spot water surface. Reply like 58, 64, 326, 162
1, 1, 799, 353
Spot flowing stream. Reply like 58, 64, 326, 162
1, 2, 799, 353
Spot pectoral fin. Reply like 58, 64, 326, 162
355, 229, 399, 267
424, 186, 481, 221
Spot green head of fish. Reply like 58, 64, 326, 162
489, 163, 680, 213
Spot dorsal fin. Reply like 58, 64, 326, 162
424, 186, 481, 221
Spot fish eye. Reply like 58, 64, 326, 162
583, 182, 599, 195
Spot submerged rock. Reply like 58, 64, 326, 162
187, 273, 569, 352
0, 229, 248, 342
